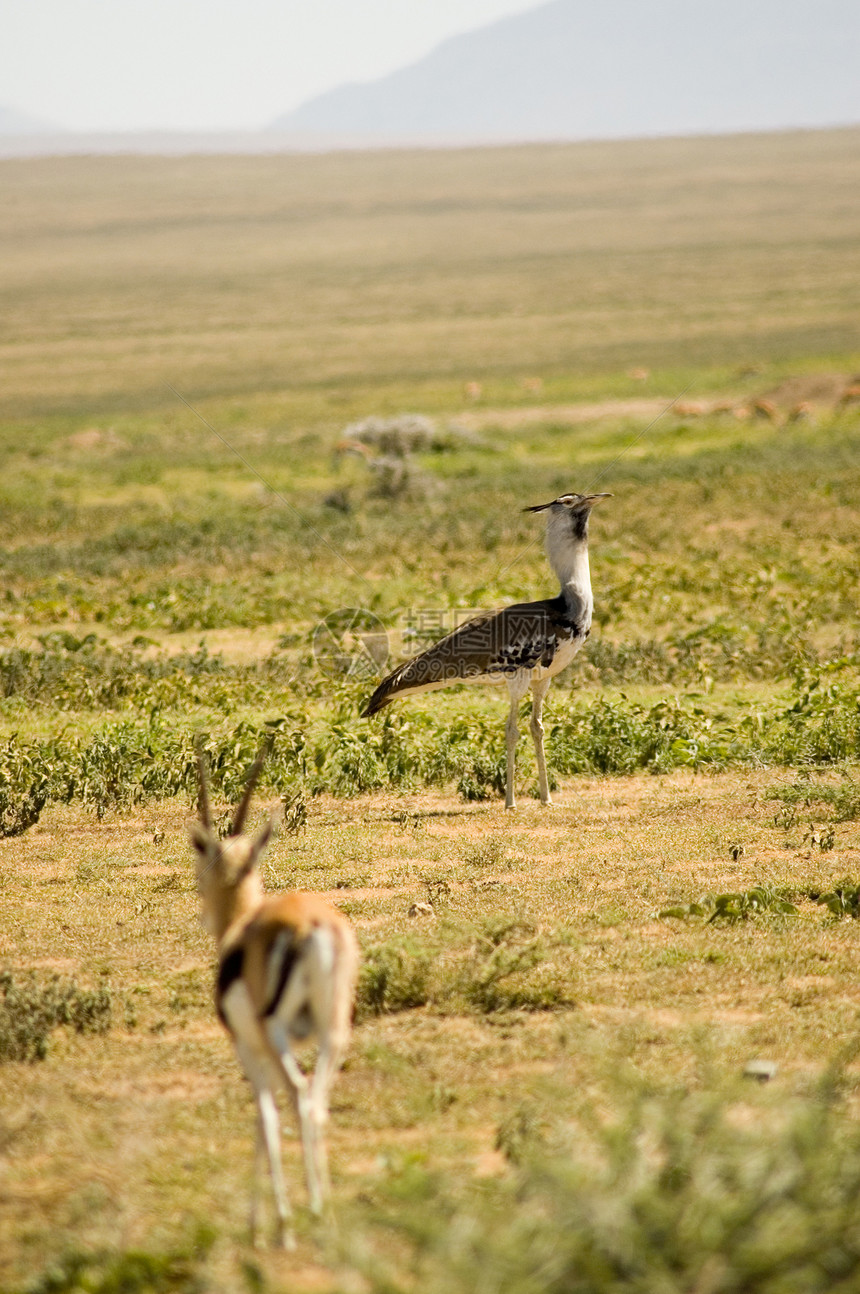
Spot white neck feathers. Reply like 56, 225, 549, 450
545, 509, 593, 621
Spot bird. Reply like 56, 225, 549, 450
362, 491, 610, 809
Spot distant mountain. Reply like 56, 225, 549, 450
272, 0, 860, 142
0, 103, 60, 134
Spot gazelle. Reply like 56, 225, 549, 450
190, 750, 359, 1248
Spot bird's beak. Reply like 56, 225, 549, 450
523, 492, 612, 513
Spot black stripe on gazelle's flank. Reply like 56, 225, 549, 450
263, 929, 300, 1018
217, 945, 245, 1023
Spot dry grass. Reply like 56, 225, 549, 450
1, 771, 859, 1288
1, 128, 859, 419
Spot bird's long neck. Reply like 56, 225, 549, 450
545, 510, 593, 626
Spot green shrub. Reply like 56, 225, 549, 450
812, 880, 860, 918
660, 886, 800, 922
358, 939, 434, 1019
18, 1227, 215, 1294
357, 919, 576, 1020
0, 973, 111, 1062
354, 1074, 860, 1294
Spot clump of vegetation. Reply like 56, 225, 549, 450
495, 1102, 547, 1166
0, 656, 858, 820
358, 937, 435, 1020
0, 736, 50, 836
660, 886, 800, 921
766, 772, 860, 823
280, 786, 308, 834
462, 837, 511, 871
454, 917, 574, 1013
354, 1074, 860, 1294
19, 1227, 214, 1294
0, 972, 111, 1062
811, 880, 860, 918
357, 917, 576, 1020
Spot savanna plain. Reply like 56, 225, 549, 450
1, 128, 860, 1293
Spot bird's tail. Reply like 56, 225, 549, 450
360, 681, 394, 717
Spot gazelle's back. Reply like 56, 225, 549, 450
217, 893, 358, 1042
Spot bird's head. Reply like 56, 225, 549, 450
524, 492, 612, 516
525, 491, 611, 542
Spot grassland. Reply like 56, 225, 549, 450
0, 128, 859, 1292
2, 127, 859, 420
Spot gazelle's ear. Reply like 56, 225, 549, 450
189, 821, 213, 855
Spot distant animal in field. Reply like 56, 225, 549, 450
190, 749, 358, 1248
362, 491, 610, 809
752, 398, 778, 422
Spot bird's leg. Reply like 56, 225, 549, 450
505, 674, 531, 810
530, 676, 553, 805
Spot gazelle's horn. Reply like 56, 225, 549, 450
195, 741, 213, 832
231, 739, 271, 836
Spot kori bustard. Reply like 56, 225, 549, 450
190, 749, 358, 1248
362, 491, 610, 809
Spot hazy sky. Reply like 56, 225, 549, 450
2, 0, 546, 131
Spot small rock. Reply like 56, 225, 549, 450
743, 1060, 778, 1082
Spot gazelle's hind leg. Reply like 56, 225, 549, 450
236, 1039, 294, 1249
530, 675, 553, 805
307, 1021, 352, 1204
266, 1019, 324, 1215
305, 931, 358, 1206
505, 672, 532, 810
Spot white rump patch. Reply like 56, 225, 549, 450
309, 926, 336, 975
222, 979, 257, 1041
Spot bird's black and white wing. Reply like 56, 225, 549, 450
361, 597, 585, 715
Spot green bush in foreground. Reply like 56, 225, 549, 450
352, 1071, 860, 1294
15, 1227, 215, 1294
